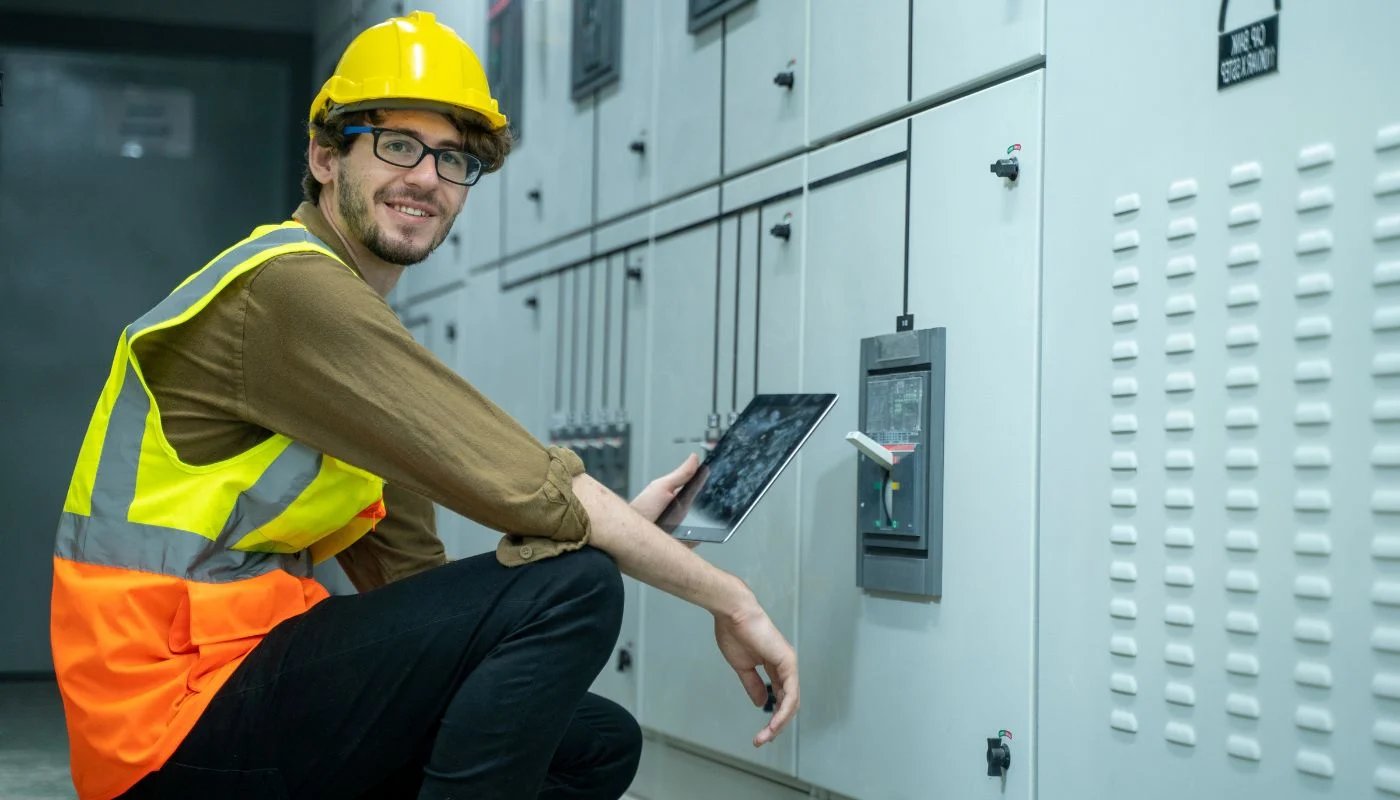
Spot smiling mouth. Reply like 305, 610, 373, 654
385, 201, 436, 219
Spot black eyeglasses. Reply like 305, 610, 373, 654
343, 126, 484, 186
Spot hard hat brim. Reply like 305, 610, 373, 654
326, 98, 503, 132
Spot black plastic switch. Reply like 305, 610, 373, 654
773, 70, 795, 89
990, 157, 1020, 181
763, 683, 777, 713
769, 222, 792, 241
986, 738, 1011, 776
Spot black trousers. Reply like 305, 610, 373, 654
120, 547, 641, 800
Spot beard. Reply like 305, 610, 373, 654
336, 164, 455, 266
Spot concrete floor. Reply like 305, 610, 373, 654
0, 681, 77, 800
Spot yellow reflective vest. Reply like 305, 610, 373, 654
51, 221, 386, 799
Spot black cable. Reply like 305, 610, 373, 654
620, 253, 630, 412
602, 255, 613, 410
571, 268, 581, 414
902, 0, 914, 321
590, 89, 600, 258
719, 14, 727, 175
732, 211, 743, 412
906, 0, 914, 103
711, 213, 723, 416
554, 272, 564, 413
902, 118, 913, 318
754, 207, 763, 394
711, 15, 728, 417
585, 261, 595, 415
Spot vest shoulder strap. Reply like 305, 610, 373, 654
129, 222, 344, 342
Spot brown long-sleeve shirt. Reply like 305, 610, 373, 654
132, 202, 590, 588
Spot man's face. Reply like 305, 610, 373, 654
334, 109, 469, 266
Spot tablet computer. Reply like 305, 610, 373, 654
657, 393, 838, 543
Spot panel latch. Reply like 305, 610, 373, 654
773, 59, 796, 90
991, 143, 1022, 181
770, 212, 794, 241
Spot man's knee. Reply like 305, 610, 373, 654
525, 547, 624, 650
558, 547, 623, 617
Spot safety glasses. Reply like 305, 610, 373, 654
343, 126, 483, 186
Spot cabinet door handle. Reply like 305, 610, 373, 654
527, 188, 542, 202
629, 138, 646, 155
773, 70, 795, 89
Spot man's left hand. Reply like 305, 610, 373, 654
630, 453, 700, 522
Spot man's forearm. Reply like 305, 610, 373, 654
571, 474, 755, 619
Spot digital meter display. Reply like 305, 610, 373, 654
866, 374, 924, 445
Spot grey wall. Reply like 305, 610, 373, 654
0, 35, 298, 674
0, 0, 312, 32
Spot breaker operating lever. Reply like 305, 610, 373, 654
846, 431, 895, 471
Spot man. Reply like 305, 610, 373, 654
51, 11, 797, 800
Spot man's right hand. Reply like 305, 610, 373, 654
572, 472, 801, 747
714, 602, 799, 747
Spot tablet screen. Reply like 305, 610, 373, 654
657, 393, 837, 542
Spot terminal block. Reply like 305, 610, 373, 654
550, 420, 631, 498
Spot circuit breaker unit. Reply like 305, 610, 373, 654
853, 328, 946, 596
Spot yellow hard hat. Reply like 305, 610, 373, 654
309, 10, 507, 132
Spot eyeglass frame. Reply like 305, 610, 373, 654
342, 125, 484, 187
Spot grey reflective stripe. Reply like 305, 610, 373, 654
56, 512, 310, 582
87, 362, 147, 520
130, 226, 328, 339
217, 442, 323, 549
55, 223, 340, 582
59, 434, 325, 581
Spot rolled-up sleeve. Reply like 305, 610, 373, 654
496, 445, 592, 566
238, 254, 591, 566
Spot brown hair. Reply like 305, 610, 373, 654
301, 107, 514, 203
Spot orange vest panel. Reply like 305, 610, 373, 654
52, 557, 329, 799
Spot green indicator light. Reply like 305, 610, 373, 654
892, 520, 899, 527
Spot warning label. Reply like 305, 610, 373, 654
1218, 14, 1279, 89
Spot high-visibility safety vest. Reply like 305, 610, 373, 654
51, 221, 387, 800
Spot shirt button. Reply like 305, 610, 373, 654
519, 546, 534, 560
